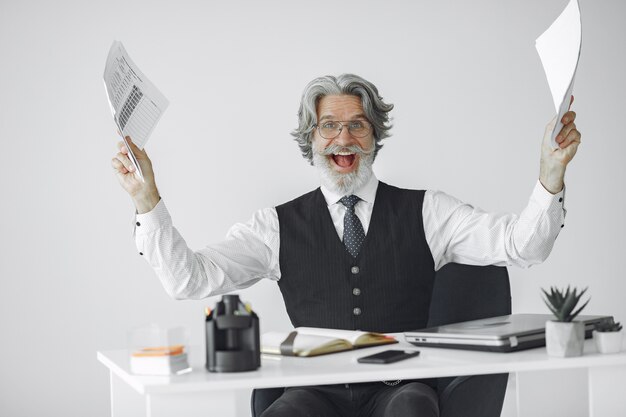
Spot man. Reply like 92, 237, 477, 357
111, 74, 580, 416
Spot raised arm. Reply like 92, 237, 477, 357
426, 106, 581, 270
111, 138, 280, 299
133, 202, 280, 299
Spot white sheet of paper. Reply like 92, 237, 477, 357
535, 0, 582, 149
103, 41, 169, 182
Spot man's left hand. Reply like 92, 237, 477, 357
539, 96, 581, 194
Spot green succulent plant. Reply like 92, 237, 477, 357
541, 286, 590, 322
595, 320, 623, 332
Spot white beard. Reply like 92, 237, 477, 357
313, 150, 374, 195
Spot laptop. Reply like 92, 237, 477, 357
404, 314, 613, 352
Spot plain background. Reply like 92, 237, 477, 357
1, 0, 624, 415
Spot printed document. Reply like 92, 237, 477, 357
103, 41, 169, 181
535, 0, 582, 149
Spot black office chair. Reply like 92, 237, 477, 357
251, 263, 512, 417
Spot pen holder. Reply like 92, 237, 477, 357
205, 294, 261, 372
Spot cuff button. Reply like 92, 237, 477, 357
136, 222, 141, 226
139, 252, 144, 255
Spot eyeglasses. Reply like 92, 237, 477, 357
314, 120, 372, 140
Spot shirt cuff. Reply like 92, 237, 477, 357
133, 198, 171, 236
532, 179, 565, 209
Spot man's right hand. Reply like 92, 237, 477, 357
111, 137, 160, 214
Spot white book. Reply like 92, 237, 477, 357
130, 352, 190, 376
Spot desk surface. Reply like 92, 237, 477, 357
97, 335, 626, 395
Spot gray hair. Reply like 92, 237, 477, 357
291, 74, 394, 165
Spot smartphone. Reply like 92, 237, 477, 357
357, 349, 421, 364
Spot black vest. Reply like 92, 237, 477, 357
275, 182, 436, 333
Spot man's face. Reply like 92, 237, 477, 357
312, 95, 374, 174
312, 95, 376, 194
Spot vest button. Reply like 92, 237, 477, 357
351, 266, 360, 274
353, 288, 361, 296
353, 307, 362, 316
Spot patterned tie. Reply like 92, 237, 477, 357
340, 195, 366, 258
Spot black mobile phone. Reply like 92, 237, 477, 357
357, 349, 421, 364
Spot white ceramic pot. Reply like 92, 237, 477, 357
545, 320, 585, 357
593, 330, 623, 354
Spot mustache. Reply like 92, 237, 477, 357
319, 143, 374, 156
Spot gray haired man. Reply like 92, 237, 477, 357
112, 74, 581, 416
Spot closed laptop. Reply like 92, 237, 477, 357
404, 313, 613, 352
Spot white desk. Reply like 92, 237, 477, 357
98, 337, 626, 417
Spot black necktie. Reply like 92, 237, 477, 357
340, 195, 366, 258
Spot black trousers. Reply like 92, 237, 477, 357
260, 381, 439, 417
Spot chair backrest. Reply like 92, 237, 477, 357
427, 262, 511, 396
428, 262, 511, 327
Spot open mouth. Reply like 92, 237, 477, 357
330, 152, 357, 171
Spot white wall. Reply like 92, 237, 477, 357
1, 0, 624, 415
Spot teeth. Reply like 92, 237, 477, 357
334, 151, 355, 156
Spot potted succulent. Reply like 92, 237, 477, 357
593, 320, 623, 354
542, 286, 590, 357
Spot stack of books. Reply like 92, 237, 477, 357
130, 345, 191, 375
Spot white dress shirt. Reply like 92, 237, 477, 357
134, 174, 566, 300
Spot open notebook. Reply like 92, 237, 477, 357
262, 327, 397, 357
